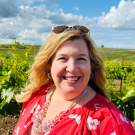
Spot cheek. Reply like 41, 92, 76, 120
81, 64, 91, 75
51, 63, 66, 78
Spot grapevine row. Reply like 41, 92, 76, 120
0, 37, 135, 121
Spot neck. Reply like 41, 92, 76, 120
53, 85, 88, 102
47, 85, 96, 110
47, 85, 88, 111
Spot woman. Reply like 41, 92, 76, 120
13, 25, 135, 135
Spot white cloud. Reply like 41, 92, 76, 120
0, 0, 19, 17
0, 1, 96, 45
18, 29, 48, 44
1, 0, 134, 48
74, 7, 79, 11
51, 4, 63, 13
98, 0, 135, 30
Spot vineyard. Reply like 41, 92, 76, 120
0, 38, 135, 134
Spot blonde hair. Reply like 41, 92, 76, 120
16, 29, 108, 102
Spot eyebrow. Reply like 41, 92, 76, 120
57, 53, 89, 58
78, 54, 89, 58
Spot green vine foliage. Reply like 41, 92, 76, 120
0, 35, 35, 116
105, 61, 135, 121
0, 38, 135, 122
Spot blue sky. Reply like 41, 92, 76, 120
0, 0, 135, 49
39, 0, 120, 17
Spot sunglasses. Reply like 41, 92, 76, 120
52, 25, 89, 34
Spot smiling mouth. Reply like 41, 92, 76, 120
62, 76, 81, 81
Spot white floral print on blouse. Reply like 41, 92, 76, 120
94, 103, 100, 110
87, 116, 100, 130
24, 121, 31, 128
15, 126, 20, 135
68, 114, 81, 125
39, 87, 50, 93
44, 131, 50, 135
119, 114, 129, 124
110, 131, 117, 135
30, 103, 41, 116
30, 103, 38, 113
22, 108, 26, 115
33, 104, 41, 116
105, 98, 110, 102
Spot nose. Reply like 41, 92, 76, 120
66, 59, 78, 73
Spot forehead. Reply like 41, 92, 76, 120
55, 39, 89, 55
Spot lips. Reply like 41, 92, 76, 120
62, 76, 81, 81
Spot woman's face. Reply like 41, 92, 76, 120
51, 39, 91, 98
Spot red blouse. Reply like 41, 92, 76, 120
13, 83, 135, 135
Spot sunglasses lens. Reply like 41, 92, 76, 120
52, 25, 89, 34
74, 25, 89, 33
53, 26, 69, 33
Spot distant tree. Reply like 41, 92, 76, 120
101, 45, 104, 48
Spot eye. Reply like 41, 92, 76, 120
58, 57, 67, 60
77, 58, 86, 61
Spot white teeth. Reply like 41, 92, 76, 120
65, 77, 79, 81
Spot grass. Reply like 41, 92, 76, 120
0, 49, 11, 58
98, 47, 135, 61
1, 46, 135, 61
0, 48, 39, 58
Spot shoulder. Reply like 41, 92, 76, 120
85, 93, 135, 134
18, 83, 54, 125
21, 83, 54, 114
26, 83, 54, 103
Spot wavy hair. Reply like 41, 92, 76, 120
16, 29, 108, 102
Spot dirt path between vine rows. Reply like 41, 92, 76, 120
0, 115, 135, 135
0, 115, 19, 135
